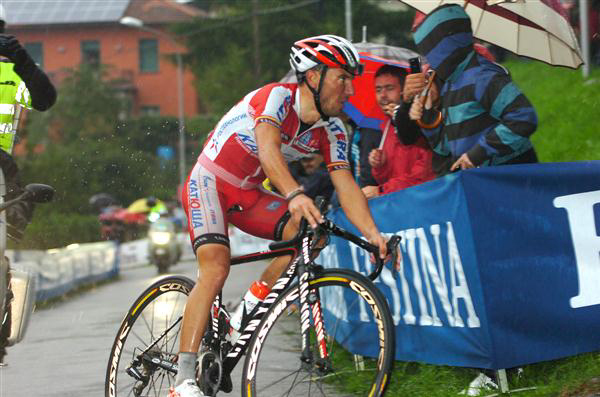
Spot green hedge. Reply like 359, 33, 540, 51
10, 211, 101, 250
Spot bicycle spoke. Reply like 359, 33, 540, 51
257, 367, 302, 393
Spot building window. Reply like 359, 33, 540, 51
141, 106, 160, 116
139, 39, 158, 73
24, 42, 43, 69
81, 40, 100, 66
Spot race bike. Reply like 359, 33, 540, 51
106, 197, 401, 396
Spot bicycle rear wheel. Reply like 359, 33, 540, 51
241, 268, 395, 397
105, 275, 194, 397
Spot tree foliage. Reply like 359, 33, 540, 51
26, 64, 122, 144
13, 65, 187, 248
177, 0, 414, 114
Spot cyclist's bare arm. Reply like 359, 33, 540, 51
254, 122, 323, 229
330, 168, 388, 259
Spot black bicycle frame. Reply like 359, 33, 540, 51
133, 218, 394, 381
219, 235, 309, 376
217, 219, 388, 377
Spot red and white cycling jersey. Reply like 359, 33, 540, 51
199, 83, 350, 189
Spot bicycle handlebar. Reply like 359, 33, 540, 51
267, 195, 402, 280
0, 183, 55, 213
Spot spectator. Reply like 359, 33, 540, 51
346, 123, 381, 187
338, 108, 381, 188
290, 153, 335, 201
409, 4, 538, 177
361, 64, 435, 199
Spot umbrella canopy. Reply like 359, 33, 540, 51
280, 42, 419, 129
399, 0, 582, 69
127, 197, 165, 214
89, 193, 119, 213
344, 52, 416, 130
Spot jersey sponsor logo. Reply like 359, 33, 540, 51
293, 130, 319, 153
236, 131, 258, 154
190, 208, 204, 229
328, 121, 348, 162
328, 119, 345, 134
216, 113, 248, 138
209, 209, 218, 225
188, 179, 199, 200
275, 94, 292, 122
297, 130, 312, 147
336, 141, 347, 161
0, 80, 15, 86
188, 180, 204, 228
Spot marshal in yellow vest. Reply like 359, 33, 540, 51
0, 61, 32, 154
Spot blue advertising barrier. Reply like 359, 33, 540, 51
319, 161, 600, 370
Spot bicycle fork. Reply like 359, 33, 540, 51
297, 237, 330, 373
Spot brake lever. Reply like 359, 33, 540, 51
386, 235, 402, 279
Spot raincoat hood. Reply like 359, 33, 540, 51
413, 4, 475, 81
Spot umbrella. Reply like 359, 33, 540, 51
127, 197, 165, 214
280, 42, 420, 129
343, 51, 416, 130
88, 193, 119, 212
399, 0, 583, 69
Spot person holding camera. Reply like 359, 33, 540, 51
0, 4, 57, 365
361, 64, 434, 199
408, 5, 538, 177
0, 5, 56, 241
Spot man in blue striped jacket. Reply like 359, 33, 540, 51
409, 4, 538, 177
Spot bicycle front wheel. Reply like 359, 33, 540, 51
241, 268, 395, 397
105, 275, 194, 397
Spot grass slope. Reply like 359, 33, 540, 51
506, 61, 600, 163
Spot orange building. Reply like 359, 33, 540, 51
6, 0, 206, 118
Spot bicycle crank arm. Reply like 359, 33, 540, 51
139, 352, 179, 374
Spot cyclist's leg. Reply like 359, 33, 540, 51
229, 187, 296, 288
179, 243, 230, 353
258, 220, 296, 287
179, 164, 232, 390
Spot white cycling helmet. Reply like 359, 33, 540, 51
290, 35, 363, 121
290, 34, 363, 76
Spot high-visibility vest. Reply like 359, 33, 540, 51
0, 61, 32, 154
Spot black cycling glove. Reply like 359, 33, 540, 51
0, 35, 22, 62
0, 34, 57, 111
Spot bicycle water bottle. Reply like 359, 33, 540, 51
230, 281, 270, 332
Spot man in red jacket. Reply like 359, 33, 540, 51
361, 64, 435, 198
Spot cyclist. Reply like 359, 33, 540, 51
0, 5, 57, 365
174, 35, 388, 397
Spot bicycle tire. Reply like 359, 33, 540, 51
105, 275, 194, 397
241, 268, 395, 397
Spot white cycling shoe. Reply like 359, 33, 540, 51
168, 379, 206, 397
